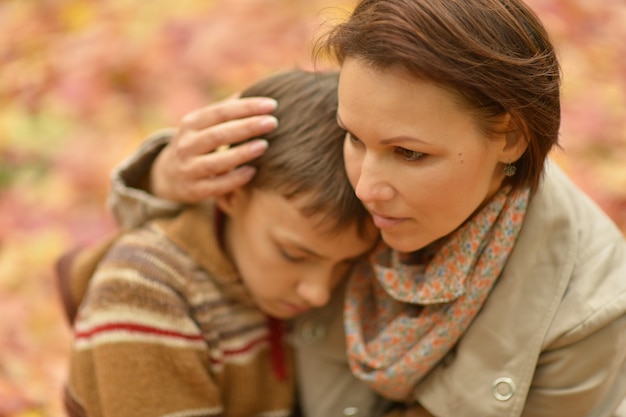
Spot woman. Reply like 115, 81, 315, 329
107, 0, 626, 416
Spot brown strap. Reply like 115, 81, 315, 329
55, 245, 85, 325
54, 234, 120, 325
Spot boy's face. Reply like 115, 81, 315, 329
217, 188, 379, 319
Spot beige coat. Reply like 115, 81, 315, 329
109, 136, 626, 417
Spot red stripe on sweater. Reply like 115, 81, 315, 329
221, 335, 269, 356
75, 322, 205, 342
76, 322, 272, 359
207, 335, 272, 367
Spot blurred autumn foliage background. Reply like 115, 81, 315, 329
0, 0, 625, 416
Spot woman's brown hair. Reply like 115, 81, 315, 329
318, 0, 561, 191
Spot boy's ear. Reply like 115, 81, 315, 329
499, 114, 528, 163
214, 191, 237, 216
214, 188, 247, 216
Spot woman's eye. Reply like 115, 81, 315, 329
346, 132, 361, 145
396, 147, 424, 161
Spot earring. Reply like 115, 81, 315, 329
504, 162, 517, 177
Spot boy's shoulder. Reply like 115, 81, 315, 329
150, 203, 240, 283
98, 211, 220, 291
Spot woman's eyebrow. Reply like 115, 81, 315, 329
336, 113, 346, 129
380, 136, 430, 146
336, 114, 360, 140
337, 113, 429, 146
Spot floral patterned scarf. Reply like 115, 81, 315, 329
344, 185, 530, 401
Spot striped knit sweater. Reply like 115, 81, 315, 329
62, 202, 295, 417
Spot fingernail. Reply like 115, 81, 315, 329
260, 116, 278, 129
258, 98, 278, 111
237, 165, 257, 178
249, 139, 269, 154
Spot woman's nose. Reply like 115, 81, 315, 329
353, 156, 394, 203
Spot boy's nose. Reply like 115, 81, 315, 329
297, 280, 331, 308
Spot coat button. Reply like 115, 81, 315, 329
343, 407, 359, 416
299, 320, 326, 345
491, 377, 516, 401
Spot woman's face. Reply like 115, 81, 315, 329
338, 58, 512, 252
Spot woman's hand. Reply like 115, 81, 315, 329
150, 96, 278, 203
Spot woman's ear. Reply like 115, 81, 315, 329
499, 114, 528, 163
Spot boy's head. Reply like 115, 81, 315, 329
243, 70, 371, 235
216, 70, 378, 319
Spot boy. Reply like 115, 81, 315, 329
59, 70, 379, 417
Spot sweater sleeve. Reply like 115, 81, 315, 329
107, 129, 184, 230
65, 229, 222, 417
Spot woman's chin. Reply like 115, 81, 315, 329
380, 232, 425, 253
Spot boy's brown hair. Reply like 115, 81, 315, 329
240, 70, 370, 237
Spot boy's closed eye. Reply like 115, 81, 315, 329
279, 247, 307, 263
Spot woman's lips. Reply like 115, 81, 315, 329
369, 211, 407, 229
